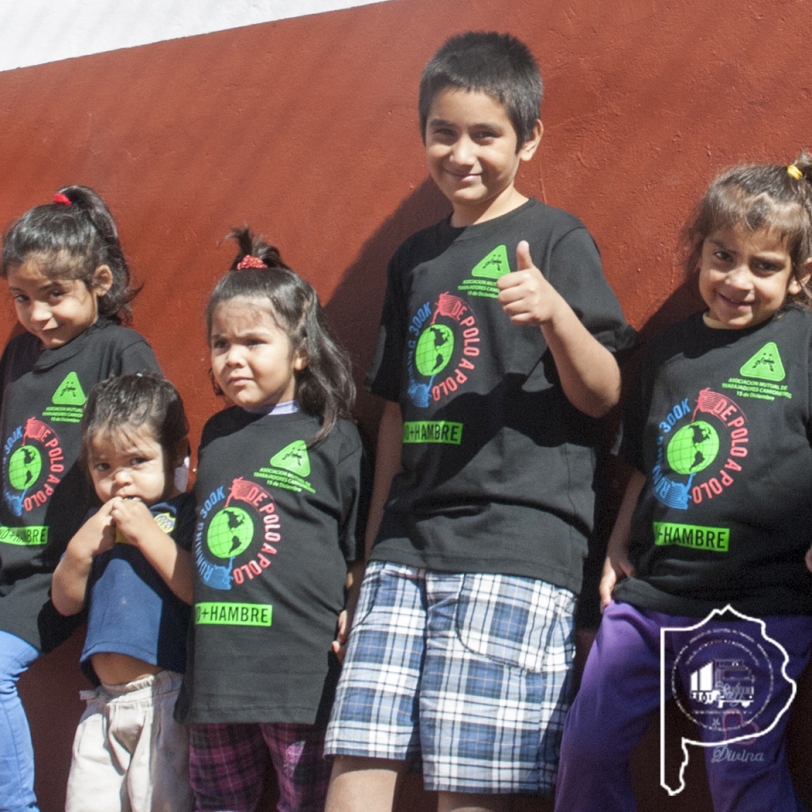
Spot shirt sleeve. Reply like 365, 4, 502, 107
618, 342, 657, 473
116, 335, 162, 376
173, 492, 197, 553
365, 246, 409, 402
336, 424, 370, 562
546, 228, 637, 353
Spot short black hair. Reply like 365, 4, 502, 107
419, 31, 543, 147
81, 372, 190, 467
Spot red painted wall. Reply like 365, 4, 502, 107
4, 0, 812, 808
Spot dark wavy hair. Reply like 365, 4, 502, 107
682, 152, 812, 306
2, 185, 137, 322
419, 31, 543, 148
81, 372, 190, 472
206, 227, 355, 445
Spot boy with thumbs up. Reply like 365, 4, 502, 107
325, 31, 635, 812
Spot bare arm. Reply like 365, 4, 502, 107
497, 240, 622, 417
364, 400, 403, 558
110, 497, 194, 605
332, 559, 367, 662
599, 468, 646, 611
52, 502, 117, 616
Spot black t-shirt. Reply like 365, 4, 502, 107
614, 307, 812, 616
0, 321, 160, 650
368, 198, 635, 592
176, 409, 366, 726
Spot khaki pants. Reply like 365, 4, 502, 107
65, 670, 192, 812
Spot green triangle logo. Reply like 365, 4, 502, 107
52, 372, 86, 405
740, 342, 786, 381
270, 440, 310, 477
471, 245, 510, 279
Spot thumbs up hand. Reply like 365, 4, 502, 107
497, 240, 563, 325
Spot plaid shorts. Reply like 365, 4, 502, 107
189, 722, 330, 812
325, 561, 576, 794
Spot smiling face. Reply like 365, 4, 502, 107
6, 258, 112, 349
88, 423, 175, 505
424, 88, 542, 227
698, 226, 810, 329
210, 297, 307, 410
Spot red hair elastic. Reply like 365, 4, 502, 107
52, 193, 72, 206
236, 255, 267, 270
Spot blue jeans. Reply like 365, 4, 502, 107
0, 631, 40, 812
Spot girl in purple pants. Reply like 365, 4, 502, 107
556, 156, 812, 812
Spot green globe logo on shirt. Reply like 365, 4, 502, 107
415, 325, 455, 376
7, 446, 42, 490
207, 507, 254, 559
666, 421, 720, 475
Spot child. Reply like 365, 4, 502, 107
174, 228, 367, 812
0, 186, 160, 811
324, 31, 634, 811
555, 157, 812, 812
51, 372, 194, 812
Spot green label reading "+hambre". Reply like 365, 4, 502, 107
403, 420, 463, 445
0, 525, 48, 546
195, 602, 273, 627
653, 522, 729, 552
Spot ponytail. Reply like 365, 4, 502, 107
2, 185, 137, 322
206, 227, 356, 444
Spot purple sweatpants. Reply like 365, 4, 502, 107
555, 601, 812, 812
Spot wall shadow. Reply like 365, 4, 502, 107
323, 177, 451, 440
577, 275, 704, 628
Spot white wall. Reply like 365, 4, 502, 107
2, 0, 392, 73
